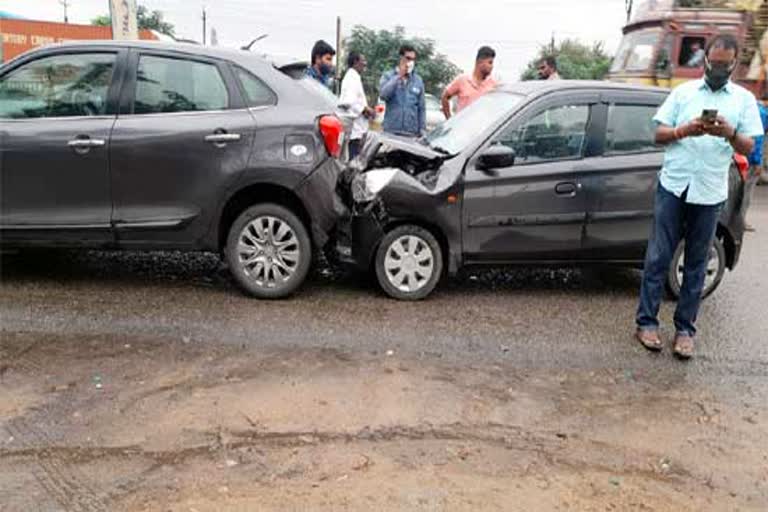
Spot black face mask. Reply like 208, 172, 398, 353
704, 59, 734, 91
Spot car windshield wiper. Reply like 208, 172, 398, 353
428, 144, 453, 156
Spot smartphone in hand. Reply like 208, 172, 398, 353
702, 109, 718, 124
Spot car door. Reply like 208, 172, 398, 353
462, 92, 601, 262
0, 49, 122, 242
582, 92, 666, 260
109, 50, 260, 247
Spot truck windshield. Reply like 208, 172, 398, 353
611, 29, 661, 73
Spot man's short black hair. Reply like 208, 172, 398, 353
706, 34, 740, 57
399, 44, 416, 57
540, 55, 557, 69
476, 46, 496, 61
311, 40, 336, 64
347, 51, 363, 69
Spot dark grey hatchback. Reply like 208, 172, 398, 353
338, 81, 747, 300
0, 41, 346, 299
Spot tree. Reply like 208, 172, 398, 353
520, 39, 613, 81
343, 25, 462, 103
92, 5, 175, 37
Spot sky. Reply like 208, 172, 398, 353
1, 0, 628, 80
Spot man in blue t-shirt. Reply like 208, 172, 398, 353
744, 101, 768, 231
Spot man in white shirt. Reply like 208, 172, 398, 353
339, 52, 374, 159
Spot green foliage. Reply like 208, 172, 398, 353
91, 5, 175, 37
343, 25, 462, 103
520, 39, 613, 81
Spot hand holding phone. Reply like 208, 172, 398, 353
701, 109, 718, 124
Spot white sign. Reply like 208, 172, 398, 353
109, 0, 139, 40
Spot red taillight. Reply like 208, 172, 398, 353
733, 153, 749, 181
319, 115, 343, 158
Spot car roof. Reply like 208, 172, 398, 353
16, 39, 308, 71
496, 80, 669, 97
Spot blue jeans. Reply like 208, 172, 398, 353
636, 185, 722, 337
348, 138, 362, 160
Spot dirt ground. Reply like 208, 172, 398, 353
1, 330, 766, 512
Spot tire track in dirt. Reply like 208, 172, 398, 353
1, 422, 691, 486
5, 416, 110, 512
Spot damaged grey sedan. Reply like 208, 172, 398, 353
333, 81, 747, 301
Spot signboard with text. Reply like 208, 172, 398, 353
0, 19, 157, 63
109, 0, 139, 40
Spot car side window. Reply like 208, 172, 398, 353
605, 104, 660, 155
496, 104, 590, 164
0, 53, 116, 119
134, 55, 229, 114
235, 67, 277, 107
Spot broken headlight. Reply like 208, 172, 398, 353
351, 168, 398, 203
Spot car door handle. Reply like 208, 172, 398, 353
205, 133, 241, 144
67, 138, 106, 148
555, 182, 581, 197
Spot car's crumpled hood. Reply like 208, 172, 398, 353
341, 132, 458, 201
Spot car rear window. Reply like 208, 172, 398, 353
134, 55, 229, 114
294, 75, 337, 108
605, 104, 661, 155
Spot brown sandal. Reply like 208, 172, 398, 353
673, 335, 695, 360
636, 329, 663, 352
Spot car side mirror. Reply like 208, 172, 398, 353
478, 144, 516, 171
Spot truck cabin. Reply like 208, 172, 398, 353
609, 9, 748, 88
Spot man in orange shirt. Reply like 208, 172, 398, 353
441, 46, 497, 119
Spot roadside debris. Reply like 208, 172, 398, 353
352, 455, 371, 471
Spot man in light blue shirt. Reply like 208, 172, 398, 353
635, 35, 764, 359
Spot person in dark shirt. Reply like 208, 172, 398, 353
306, 40, 336, 89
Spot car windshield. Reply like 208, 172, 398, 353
425, 94, 441, 111
611, 29, 661, 73
424, 92, 524, 155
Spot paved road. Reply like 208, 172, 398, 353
2, 189, 767, 375
1, 188, 767, 511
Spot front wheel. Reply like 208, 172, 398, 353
374, 225, 443, 301
226, 204, 312, 299
666, 237, 726, 300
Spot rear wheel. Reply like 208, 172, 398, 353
226, 204, 312, 299
666, 237, 726, 300
374, 225, 443, 301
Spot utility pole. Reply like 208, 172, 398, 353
202, 7, 207, 45
335, 16, 342, 94
59, 0, 70, 23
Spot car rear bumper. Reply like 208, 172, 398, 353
295, 157, 347, 248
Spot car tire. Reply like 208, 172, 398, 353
666, 237, 726, 300
374, 225, 443, 301
226, 203, 312, 299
